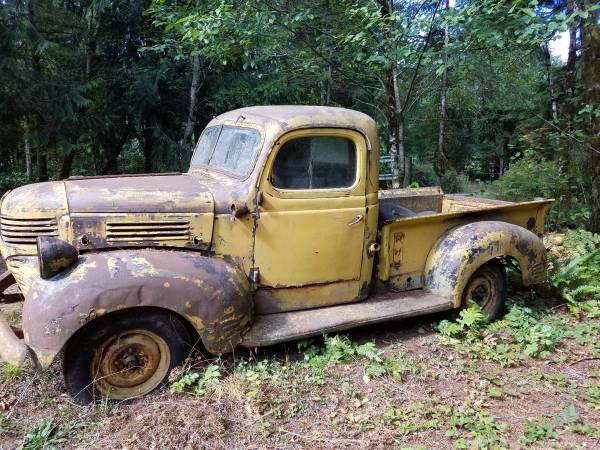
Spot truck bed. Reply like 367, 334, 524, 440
376, 187, 553, 292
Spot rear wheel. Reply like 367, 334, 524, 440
462, 261, 507, 321
64, 310, 192, 404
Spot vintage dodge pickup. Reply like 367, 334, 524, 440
0, 106, 552, 402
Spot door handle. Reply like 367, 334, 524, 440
348, 214, 364, 226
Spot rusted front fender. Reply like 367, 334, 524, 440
424, 221, 547, 307
23, 249, 251, 368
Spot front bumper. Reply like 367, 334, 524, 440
0, 269, 31, 367
0, 313, 29, 366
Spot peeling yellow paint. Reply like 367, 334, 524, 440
0, 105, 552, 374
186, 315, 206, 331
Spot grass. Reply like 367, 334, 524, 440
0, 364, 24, 382
0, 300, 598, 448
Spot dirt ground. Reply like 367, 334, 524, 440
1, 291, 599, 449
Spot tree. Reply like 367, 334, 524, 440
581, 0, 600, 231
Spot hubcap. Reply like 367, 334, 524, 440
464, 272, 496, 310
91, 329, 170, 400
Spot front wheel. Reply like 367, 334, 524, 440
63, 310, 192, 404
462, 260, 507, 321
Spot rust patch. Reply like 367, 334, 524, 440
22, 249, 251, 368
392, 232, 405, 266
423, 221, 547, 307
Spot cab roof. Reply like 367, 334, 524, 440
208, 105, 378, 151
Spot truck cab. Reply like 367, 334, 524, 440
0, 106, 551, 403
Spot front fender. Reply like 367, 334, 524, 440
424, 221, 547, 307
23, 249, 251, 368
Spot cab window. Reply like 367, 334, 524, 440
271, 136, 357, 189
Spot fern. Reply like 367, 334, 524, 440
549, 247, 600, 316
355, 342, 384, 362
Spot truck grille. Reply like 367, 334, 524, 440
106, 220, 191, 242
0, 216, 58, 245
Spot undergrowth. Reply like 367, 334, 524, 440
163, 228, 600, 447
21, 419, 80, 450
548, 229, 600, 317
438, 299, 599, 366
299, 334, 422, 383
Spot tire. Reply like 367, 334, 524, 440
461, 260, 507, 321
64, 309, 192, 404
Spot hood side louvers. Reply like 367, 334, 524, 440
105, 220, 191, 243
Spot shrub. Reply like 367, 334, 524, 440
488, 149, 590, 230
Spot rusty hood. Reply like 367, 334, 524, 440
64, 173, 213, 214
0, 174, 215, 257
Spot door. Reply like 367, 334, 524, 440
253, 128, 368, 310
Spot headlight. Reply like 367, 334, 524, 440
37, 236, 78, 279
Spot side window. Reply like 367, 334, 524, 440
271, 136, 357, 189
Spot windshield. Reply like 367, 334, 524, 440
190, 126, 261, 177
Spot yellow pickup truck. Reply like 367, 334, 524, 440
0, 106, 552, 403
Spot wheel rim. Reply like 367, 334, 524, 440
464, 271, 496, 310
90, 329, 171, 400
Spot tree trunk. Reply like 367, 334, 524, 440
177, 0, 203, 172
565, 0, 578, 101
100, 130, 129, 175
142, 126, 155, 174
177, 53, 200, 172
404, 155, 411, 187
23, 119, 32, 181
379, 0, 408, 189
542, 43, 558, 123
59, 147, 76, 180
36, 147, 48, 182
391, 65, 406, 188
581, 0, 600, 231
435, 0, 450, 186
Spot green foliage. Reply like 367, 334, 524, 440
0, 0, 598, 227
549, 249, 600, 314
437, 304, 489, 342
0, 363, 24, 381
438, 299, 599, 366
171, 363, 222, 396
0, 172, 28, 195
22, 420, 79, 450
518, 417, 558, 445
585, 383, 600, 410
382, 402, 448, 436
564, 229, 600, 256
488, 150, 590, 229
0, 413, 14, 435
556, 404, 600, 438
548, 230, 600, 317
447, 404, 507, 449
235, 359, 284, 398
299, 335, 422, 383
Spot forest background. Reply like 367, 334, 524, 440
1, 0, 599, 233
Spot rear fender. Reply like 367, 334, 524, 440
23, 249, 251, 368
424, 221, 547, 307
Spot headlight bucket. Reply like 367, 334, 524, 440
37, 236, 79, 279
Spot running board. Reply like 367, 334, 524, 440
241, 290, 454, 347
